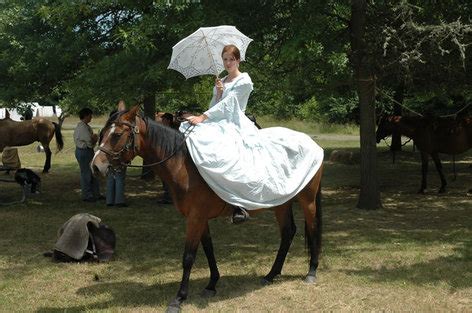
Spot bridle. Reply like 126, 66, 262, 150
99, 115, 195, 169
98, 120, 140, 166
377, 116, 412, 148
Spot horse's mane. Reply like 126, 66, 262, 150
102, 110, 187, 156
144, 116, 187, 156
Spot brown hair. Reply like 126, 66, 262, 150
221, 44, 241, 60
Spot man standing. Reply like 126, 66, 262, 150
73, 108, 102, 202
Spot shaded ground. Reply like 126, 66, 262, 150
0, 132, 470, 312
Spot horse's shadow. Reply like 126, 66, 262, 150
36, 274, 302, 312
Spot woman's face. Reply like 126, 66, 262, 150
222, 52, 240, 72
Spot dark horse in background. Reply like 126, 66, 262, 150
376, 115, 472, 193
156, 110, 262, 129
0, 110, 64, 173
92, 106, 323, 312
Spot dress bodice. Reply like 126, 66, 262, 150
208, 72, 253, 113
179, 72, 323, 210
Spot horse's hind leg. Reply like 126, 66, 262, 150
262, 204, 296, 285
431, 152, 447, 193
200, 223, 220, 297
42, 145, 52, 173
300, 185, 322, 284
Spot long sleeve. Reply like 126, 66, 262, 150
208, 92, 217, 109
204, 74, 253, 121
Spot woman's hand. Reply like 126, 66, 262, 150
186, 114, 208, 125
215, 77, 224, 101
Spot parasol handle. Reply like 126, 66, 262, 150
201, 29, 220, 78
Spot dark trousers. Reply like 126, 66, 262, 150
106, 168, 126, 205
75, 148, 100, 200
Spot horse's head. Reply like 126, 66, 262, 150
155, 112, 175, 128
155, 110, 191, 129
92, 105, 144, 177
376, 115, 399, 143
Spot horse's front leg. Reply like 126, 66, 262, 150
418, 151, 429, 194
200, 222, 220, 297
262, 205, 296, 285
431, 153, 447, 193
166, 217, 206, 313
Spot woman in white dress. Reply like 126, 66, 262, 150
182, 45, 323, 223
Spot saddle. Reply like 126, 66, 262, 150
46, 213, 116, 262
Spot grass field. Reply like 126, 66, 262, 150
0, 116, 471, 312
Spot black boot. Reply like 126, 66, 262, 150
232, 206, 250, 224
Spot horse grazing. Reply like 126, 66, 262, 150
376, 115, 472, 193
0, 110, 64, 173
92, 106, 323, 312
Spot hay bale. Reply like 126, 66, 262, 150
329, 150, 359, 165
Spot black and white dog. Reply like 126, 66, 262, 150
14, 168, 41, 194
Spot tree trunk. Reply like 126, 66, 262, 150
141, 93, 156, 180
350, 0, 382, 210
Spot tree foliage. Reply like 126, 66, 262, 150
0, 0, 470, 119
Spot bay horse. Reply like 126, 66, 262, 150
0, 110, 64, 173
376, 115, 472, 193
92, 106, 323, 312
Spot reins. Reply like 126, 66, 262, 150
99, 115, 195, 171
124, 123, 195, 168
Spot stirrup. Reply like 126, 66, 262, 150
231, 206, 250, 224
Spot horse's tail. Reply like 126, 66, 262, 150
305, 183, 322, 255
52, 122, 64, 152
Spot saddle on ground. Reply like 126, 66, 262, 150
45, 213, 116, 262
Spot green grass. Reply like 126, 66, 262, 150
0, 117, 471, 312
256, 116, 359, 136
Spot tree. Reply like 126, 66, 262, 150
0, 1, 96, 108
349, 0, 382, 210
0, 1, 469, 204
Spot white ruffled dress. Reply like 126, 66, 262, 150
179, 73, 323, 210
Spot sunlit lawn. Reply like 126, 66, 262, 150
0, 116, 470, 312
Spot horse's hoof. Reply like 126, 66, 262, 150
417, 189, 425, 194
200, 288, 216, 298
304, 274, 316, 284
260, 277, 273, 285
438, 188, 446, 194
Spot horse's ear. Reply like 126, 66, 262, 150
122, 105, 140, 121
